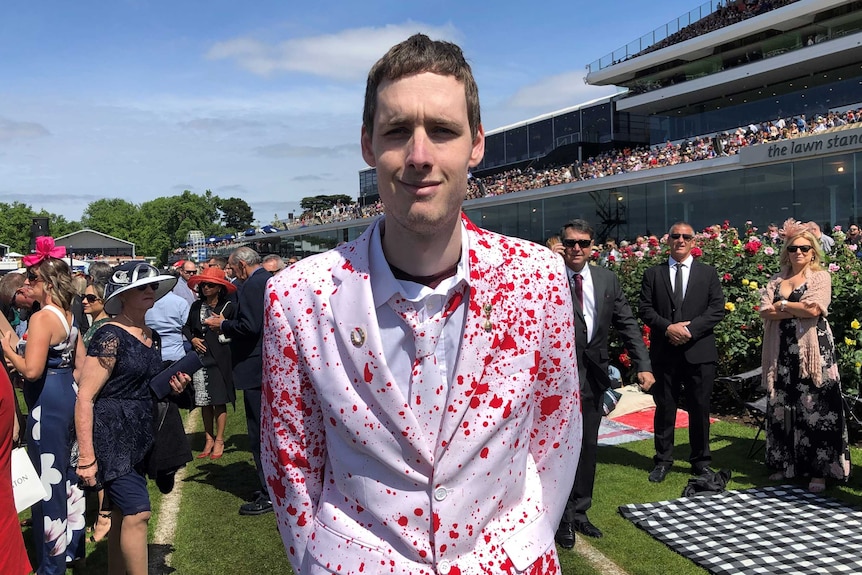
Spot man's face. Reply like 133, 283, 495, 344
12, 285, 35, 309
669, 224, 695, 262
561, 228, 593, 273
229, 258, 247, 281
360, 72, 484, 239
849, 225, 860, 237
181, 262, 198, 281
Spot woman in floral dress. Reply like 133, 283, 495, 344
0, 237, 86, 574
759, 219, 850, 493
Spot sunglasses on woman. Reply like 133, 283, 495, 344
82, 294, 102, 304
26, 271, 42, 283
787, 245, 813, 253
135, 282, 159, 291
200, 282, 219, 289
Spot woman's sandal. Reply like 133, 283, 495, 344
808, 479, 826, 494
88, 512, 112, 543
210, 439, 225, 460
197, 440, 215, 459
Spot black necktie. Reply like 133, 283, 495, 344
573, 273, 583, 311
673, 263, 684, 321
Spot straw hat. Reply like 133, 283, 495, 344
103, 262, 177, 315
186, 266, 237, 294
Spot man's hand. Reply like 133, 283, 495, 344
551, 243, 565, 257
637, 371, 655, 392
665, 321, 691, 346
203, 314, 224, 332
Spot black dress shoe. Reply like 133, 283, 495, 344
554, 522, 575, 549
691, 465, 715, 476
155, 471, 176, 494
573, 519, 603, 538
648, 464, 670, 483
239, 494, 273, 516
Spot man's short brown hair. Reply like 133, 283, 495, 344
362, 33, 481, 139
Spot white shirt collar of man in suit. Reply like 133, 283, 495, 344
667, 253, 694, 299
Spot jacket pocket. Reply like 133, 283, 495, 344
500, 509, 554, 572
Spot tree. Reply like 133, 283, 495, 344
218, 197, 254, 230
300, 194, 354, 214
0, 202, 80, 253
81, 198, 141, 239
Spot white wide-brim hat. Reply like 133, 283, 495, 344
103, 262, 178, 316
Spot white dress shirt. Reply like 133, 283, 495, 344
568, 264, 596, 343
667, 254, 694, 299
368, 221, 469, 435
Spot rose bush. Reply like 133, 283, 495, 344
602, 221, 862, 396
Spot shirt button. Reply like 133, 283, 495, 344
434, 487, 448, 501
438, 560, 451, 574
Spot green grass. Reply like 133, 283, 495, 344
16, 392, 862, 574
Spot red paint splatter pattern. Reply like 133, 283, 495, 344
261, 215, 581, 574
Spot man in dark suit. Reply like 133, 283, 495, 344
553, 219, 653, 548
639, 222, 725, 483
204, 246, 271, 514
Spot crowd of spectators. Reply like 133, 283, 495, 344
627, 0, 800, 62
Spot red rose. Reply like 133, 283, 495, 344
722, 273, 733, 282
691, 246, 703, 258
619, 351, 632, 368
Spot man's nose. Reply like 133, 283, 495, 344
406, 131, 432, 168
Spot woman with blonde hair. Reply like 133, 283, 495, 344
0, 237, 86, 573
759, 219, 849, 493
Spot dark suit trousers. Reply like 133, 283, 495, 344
652, 360, 715, 469
243, 387, 266, 491
563, 387, 603, 524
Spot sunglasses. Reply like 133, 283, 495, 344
670, 233, 694, 240
787, 245, 813, 253
562, 239, 592, 249
182, 269, 197, 275
200, 282, 219, 289
26, 271, 42, 283
136, 282, 160, 291
82, 294, 102, 304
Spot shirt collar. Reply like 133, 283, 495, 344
369, 219, 471, 308
567, 263, 591, 281
668, 254, 694, 267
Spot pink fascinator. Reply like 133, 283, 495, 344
780, 218, 808, 242
23, 236, 66, 267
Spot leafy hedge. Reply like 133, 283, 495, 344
601, 221, 862, 396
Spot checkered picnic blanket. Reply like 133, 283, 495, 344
619, 485, 862, 574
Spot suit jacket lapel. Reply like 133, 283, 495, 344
436, 220, 500, 454
329, 222, 433, 465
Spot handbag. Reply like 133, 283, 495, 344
11, 447, 48, 513
601, 387, 623, 416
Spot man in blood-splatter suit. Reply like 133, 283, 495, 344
261, 34, 581, 575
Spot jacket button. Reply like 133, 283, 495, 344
438, 560, 451, 574
434, 487, 448, 501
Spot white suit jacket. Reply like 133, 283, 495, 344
261, 215, 581, 575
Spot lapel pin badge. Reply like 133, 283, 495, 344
482, 303, 493, 332
350, 327, 366, 347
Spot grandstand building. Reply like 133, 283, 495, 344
251, 0, 862, 259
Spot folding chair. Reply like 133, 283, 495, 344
717, 367, 765, 457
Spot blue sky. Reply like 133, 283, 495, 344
0, 0, 700, 225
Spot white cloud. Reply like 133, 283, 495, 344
507, 71, 622, 110
0, 117, 51, 142
206, 22, 460, 81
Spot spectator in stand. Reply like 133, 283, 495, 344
845, 224, 862, 257
183, 268, 236, 461
0, 238, 87, 573
759, 219, 849, 493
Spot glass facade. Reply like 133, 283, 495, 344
273, 151, 861, 254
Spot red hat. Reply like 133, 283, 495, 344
172, 260, 186, 268
186, 266, 237, 294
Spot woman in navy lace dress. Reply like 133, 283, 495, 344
74, 263, 190, 575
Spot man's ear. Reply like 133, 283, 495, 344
468, 124, 485, 168
361, 125, 377, 168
